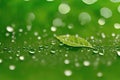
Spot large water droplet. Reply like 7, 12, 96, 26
100, 7, 112, 18
58, 3, 70, 14
64, 70, 72, 77
82, 0, 98, 5
79, 12, 91, 25
9, 65, 16, 70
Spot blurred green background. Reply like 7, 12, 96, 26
0, 0, 120, 80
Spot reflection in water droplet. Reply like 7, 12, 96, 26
100, 7, 112, 18
79, 12, 91, 25
64, 59, 70, 64
6, 26, 14, 32
64, 70, 72, 77
83, 60, 90, 66
98, 18, 105, 25
58, 3, 70, 14
9, 65, 16, 70
82, 0, 98, 5
97, 72, 103, 77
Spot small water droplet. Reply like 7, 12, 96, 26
50, 50, 56, 54
29, 49, 35, 55
9, 65, 16, 70
64, 59, 70, 64
97, 72, 103, 77
0, 59, 3, 63
19, 28, 23, 32
83, 60, 90, 66
117, 51, 120, 56
64, 70, 72, 77
99, 52, 104, 56
51, 26, 57, 32
75, 62, 80, 67
114, 23, 120, 29
110, 0, 120, 3
53, 18, 64, 27
6, 26, 14, 32
19, 56, 25, 61
98, 18, 105, 25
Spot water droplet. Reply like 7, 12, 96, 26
64, 70, 72, 77
97, 72, 103, 77
37, 36, 41, 40
6, 26, 14, 32
78, 12, 91, 25
75, 62, 80, 67
99, 52, 104, 56
83, 60, 90, 66
51, 26, 57, 32
101, 33, 106, 38
117, 51, 120, 56
82, 0, 98, 5
100, 7, 112, 18
50, 50, 56, 54
19, 56, 25, 61
110, 0, 120, 3
26, 25, 32, 31
117, 5, 120, 13
34, 32, 39, 36
0, 59, 3, 63
58, 3, 70, 14
19, 28, 23, 32
53, 18, 64, 27
46, 0, 54, 2
68, 24, 73, 29
5, 33, 10, 37
65, 54, 68, 57
64, 59, 70, 64
114, 23, 120, 29
98, 18, 105, 25
9, 65, 16, 70
29, 49, 35, 55
111, 33, 116, 37
24, 0, 29, 1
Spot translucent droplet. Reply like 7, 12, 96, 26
51, 26, 57, 32
64, 70, 72, 77
114, 23, 120, 29
37, 36, 41, 40
34, 32, 38, 36
64, 59, 70, 64
46, 0, 54, 2
110, 0, 120, 3
5, 33, 10, 37
117, 51, 120, 56
26, 25, 32, 31
29, 49, 35, 55
117, 5, 120, 13
101, 33, 106, 38
99, 52, 104, 56
111, 33, 116, 37
19, 56, 25, 61
19, 28, 23, 32
65, 54, 68, 57
82, 0, 98, 5
53, 18, 63, 27
100, 7, 112, 18
6, 26, 14, 32
75, 62, 80, 67
9, 65, 16, 70
97, 72, 103, 77
0, 59, 3, 63
58, 3, 70, 14
79, 12, 91, 25
98, 18, 105, 25
68, 24, 73, 29
50, 50, 56, 54
83, 60, 90, 66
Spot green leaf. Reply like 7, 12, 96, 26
56, 35, 93, 48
